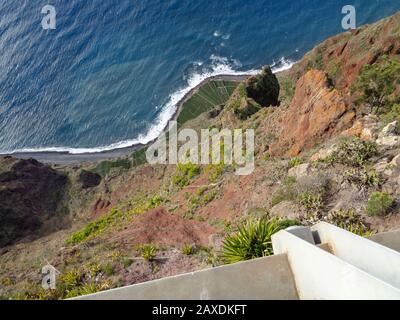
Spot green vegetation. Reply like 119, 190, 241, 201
177, 80, 239, 125
228, 83, 262, 120
66, 201, 147, 245
209, 218, 232, 232
298, 191, 325, 214
328, 60, 342, 79
353, 55, 400, 113
206, 163, 225, 183
221, 217, 296, 264
380, 104, 400, 132
306, 45, 326, 71
101, 263, 115, 276
324, 209, 372, 237
131, 148, 148, 166
90, 158, 132, 177
1, 277, 13, 286
172, 162, 201, 188
16, 267, 111, 300
146, 195, 165, 209
271, 176, 298, 207
181, 244, 196, 256
288, 157, 303, 168
139, 245, 157, 261
366, 192, 395, 216
278, 74, 295, 103
327, 137, 378, 167
187, 187, 218, 213
345, 166, 381, 188
122, 257, 133, 268
234, 97, 262, 120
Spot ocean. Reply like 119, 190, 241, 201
0, 0, 399, 154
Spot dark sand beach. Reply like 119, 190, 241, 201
7, 74, 250, 165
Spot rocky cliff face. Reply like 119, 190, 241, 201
267, 11, 400, 156
0, 157, 67, 247
269, 70, 354, 156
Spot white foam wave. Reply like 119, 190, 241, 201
6, 56, 295, 155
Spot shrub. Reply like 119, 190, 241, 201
66, 208, 125, 245
353, 55, 400, 113
59, 268, 83, 290
1, 277, 13, 286
206, 163, 225, 183
90, 158, 132, 177
86, 263, 101, 278
328, 60, 342, 79
366, 192, 395, 216
187, 187, 218, 213
122, 257, 133, 268
380, 104, 400, 132
324, 209, 372, 236
131, 148, 148, 166
288, 157, 303, 168
345, 166, 381, 188
139, 245, 157, 261
182, 244, 196, 256
271, 176, 298, 206
146, 195, 165, 209
101, 263, 114, 276
298, 191, 325, 214
328, 138, 377, 167
221, 217, 296, 264
172, 163, 201, 188
66, 200, 148, 245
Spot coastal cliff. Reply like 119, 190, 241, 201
1, 12, 400, 299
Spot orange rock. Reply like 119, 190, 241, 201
341, 115, 379, 140
269, 69, 353, 156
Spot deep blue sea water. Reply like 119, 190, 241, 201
1, 0, 400, 153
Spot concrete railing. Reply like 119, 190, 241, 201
73, 224, 400, 300
272, 225, 400, 300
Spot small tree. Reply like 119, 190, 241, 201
354, 55, 400, 114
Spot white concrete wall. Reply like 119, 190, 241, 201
313, 222, 400, 289
369, 229, 400, 252
272, 229, 400, 300
73, 254, 298, 300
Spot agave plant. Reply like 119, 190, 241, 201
221, 218, 291, 264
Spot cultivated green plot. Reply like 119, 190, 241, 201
177, 80, 239, 125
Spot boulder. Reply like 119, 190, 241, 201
376, 136, 400, 148
288, 163, 312, 179
310, 144, 338, 162
79, 170, 101, 189
376, 121, 400, 148
380, 121, 398, 137
245, 66, 280, 107
270, 201, 303, 220
341, 115, 379, 140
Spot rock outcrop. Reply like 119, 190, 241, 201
245, 66, 280, 107
78, 170, 101, 189
269, 69, 354, 156
0, 157, 67, 247
376, 121, 400, 149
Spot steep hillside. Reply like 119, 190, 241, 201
1, 12, 400, 299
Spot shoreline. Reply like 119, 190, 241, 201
5, 74, 251, 166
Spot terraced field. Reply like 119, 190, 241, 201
177, 80, 239, 125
